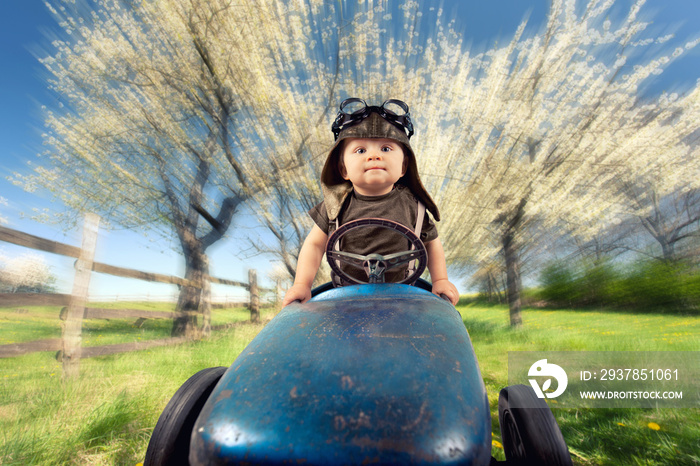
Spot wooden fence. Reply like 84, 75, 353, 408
0, 215, 275, 377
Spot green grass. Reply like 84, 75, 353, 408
0, 305, 63, 344
459, 300, 700, 465
1, 300, 698, 465
0, 303, 272, 465
0, 302, 253, 348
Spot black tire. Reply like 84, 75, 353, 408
144, 366, 227, 466
498, 384, 573, 466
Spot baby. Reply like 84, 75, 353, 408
282, 98, 458, 306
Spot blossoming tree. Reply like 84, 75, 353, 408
16, 0, 699, 331
0, 252, 56, 293
247, 0, 699, 326
16, 0, 340, 336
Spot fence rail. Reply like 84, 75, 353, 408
59, 306, 185, 320
0, 216, 276, 376
0, 293, 72, 307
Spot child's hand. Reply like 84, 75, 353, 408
432, 279, 459, 306
282, 284, 313, 307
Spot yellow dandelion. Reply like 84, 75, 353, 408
647, 422, 661, 431
492, 440, 503, 449
617, 422, 626, 427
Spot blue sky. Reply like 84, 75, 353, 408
1, 0, 698, 299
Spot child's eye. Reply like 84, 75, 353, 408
354, 148, 366, 154
381, 146, 393, 152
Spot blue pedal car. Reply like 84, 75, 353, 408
145, 220, 572, 465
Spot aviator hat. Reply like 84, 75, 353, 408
320, 110, 440, 222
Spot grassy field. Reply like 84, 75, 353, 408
0, 299, 698, 465
459, 300, 699, 465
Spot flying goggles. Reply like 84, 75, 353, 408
331, 98, 414, 140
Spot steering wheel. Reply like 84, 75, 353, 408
325, 218, 427, 286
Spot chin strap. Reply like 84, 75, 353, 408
406, 201, 425, 278
332, 217, 343, 287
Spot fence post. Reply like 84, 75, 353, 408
201, 256, 212, 337
275, 278, 282, 305
249, 269, 259, 323
61, 213, 100, 378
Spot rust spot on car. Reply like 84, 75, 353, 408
351, 436, 431, 461
356, 411, 372, 429
334, 415, 346, 431
333, 411, 371, 431
401, 401, 428, 431
216, 389, 233, 402
341, 375, 354, 390
290, 386, 298, 398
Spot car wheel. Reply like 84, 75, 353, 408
144, 366, 227, 466
498, 384, 572, 466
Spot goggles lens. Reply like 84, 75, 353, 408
382, 99, 409, 117
332, 98, 414, 140
340, 98, 368, 115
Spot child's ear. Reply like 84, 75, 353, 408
339, 159, 348, 180
401, 156, 408, 177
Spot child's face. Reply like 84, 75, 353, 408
340, 138, 407, 196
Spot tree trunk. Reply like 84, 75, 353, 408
171, 245, 210, 338
499, 198, 527, 327
503, 228, 523, 327
659, 237, 675, 263
488, 270, 504, 304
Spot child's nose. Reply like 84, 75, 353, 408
366, 151, 382, 161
